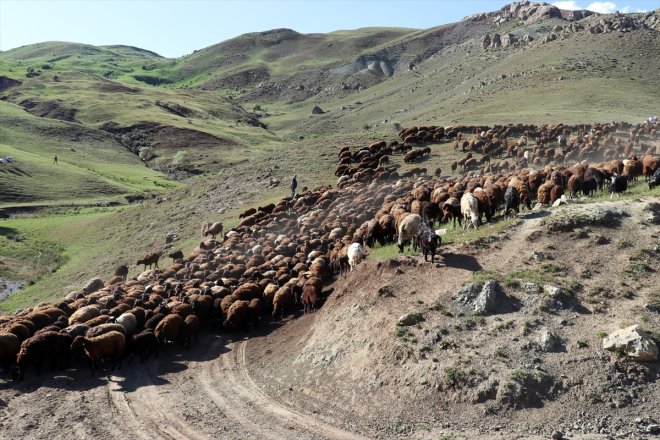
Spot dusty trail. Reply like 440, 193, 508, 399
198, 337, 370, 440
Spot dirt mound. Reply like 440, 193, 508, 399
19, 99, 78, 123
200, 66, 270, 90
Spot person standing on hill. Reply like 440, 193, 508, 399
290, 174, 298, 198
53, 155, 58, 164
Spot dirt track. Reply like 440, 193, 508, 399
0, 322, 371, 440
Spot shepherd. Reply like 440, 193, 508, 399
290, 174, 297, 198
53, 155, 58, 164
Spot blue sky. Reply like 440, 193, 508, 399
0, 0, 656, 58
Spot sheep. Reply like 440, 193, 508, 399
114, 265, 129, 280
71, 331, 125, 376
4, 322, 31, 343
137, 252, 160, 270
224, 300, 250, 329
460, 192, 480, 229
397, 214, 422, 253
247, 298, 262, 328
416, 221, 441, 262
503, 186, 520, 217
610, 174, 628, 198
168, 250, 184, 262
441, 197, 462, 228
114, 313, 138, 336
0, 332, 20, 371
272, 286, 294, 321
60, 324, 90, 339
202, 222, 224, 239
69, 305, 101, 325
15, 331, 72, 379
85, 323, 127, 338
567, 175, 582, 198
302, 277, 323, 313
238, 208, 257, 219
181, 315, 201, 347
649, 167, 660, 190
154, 314, 184, 344
144, 313, 165, 331
127, 329, 159, 363
347, 240, 366, 271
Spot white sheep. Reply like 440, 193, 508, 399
347, 241, 366, 271
115, 312, 137, 335
460, 192, 480, 230
397, 213, 422, 252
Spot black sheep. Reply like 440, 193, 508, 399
416, 222, 441, 263
127, 329, 159, 363
610, 174, 628, 197
649, 168, 660, 190
503, 186, 520, 217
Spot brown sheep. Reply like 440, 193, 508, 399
71, 331, 125, 376
16, 331, 72, 380
202, 222, 224, 239
272, 286, 294, 321
168, 250, 184, 262
0, 332, 20, 370
181, 315, 201, 347
154, 314, 184, 344
232, 283, 262, 301
114, 265, 129, 280
302, 277, 323, 313
137, 252, 160, 270
223, 300, 250, 329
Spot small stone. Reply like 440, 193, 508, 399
397, 313, 424, 326
532, 251, 545, 261
544, 285, 562, 298
551, 430, 564, 439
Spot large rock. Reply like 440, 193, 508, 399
311, 105, 325, 114
474, 280, 503, 315
539, 330, 561, 352
397, 313, 424, 326
603, 325, 659, 361
456, 282, 483, 304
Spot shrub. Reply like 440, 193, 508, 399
172, 151, 191, 167
138, 147, 151, 160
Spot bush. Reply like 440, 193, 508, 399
172, 151, 191, 167
138, 147, 151, 160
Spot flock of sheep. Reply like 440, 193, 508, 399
0, 119, 658, 381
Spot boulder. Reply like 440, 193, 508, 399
456, 282, 483, 304
311, 105, 325, 115
603, 325, 658, 361
474, 280, 504, 315
481, 34, 491, 49
490, 34, 502, 48
539, 330, 561, 352
397, 313, 424, 326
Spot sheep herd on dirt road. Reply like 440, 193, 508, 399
0, 119, 658, 381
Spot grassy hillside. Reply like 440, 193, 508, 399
0, 4, 658, 313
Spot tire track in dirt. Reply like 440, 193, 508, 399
106, 367, 208, 440
198, 338, 369, 440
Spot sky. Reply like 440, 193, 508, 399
0, 0, 656, 58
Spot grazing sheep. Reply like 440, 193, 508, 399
71, 331, 125, 376
114, 265, 129, 280
127, 329, 158, 363
202, 222, 224, 239
154, 314, 184, 344
347, 240, 366, 271
137, 252, 160, 270
168, 250, 184, 262
610, 174, 628, 198
460, 192, 480, 229
397, 214, 422, 253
